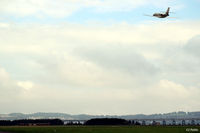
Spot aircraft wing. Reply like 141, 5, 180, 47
143, 14, 153, 17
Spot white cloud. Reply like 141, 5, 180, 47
0, 67, 11, 84
0, 22, 10, 28
0, 0, 82, 18
154, 80, 190, 99
17, 81, 34, 91
184, 35, 200, 57
0, 21, 200, 88
1, 21, 199, 54
0, 20, 200, 114
0, 66, 21, 98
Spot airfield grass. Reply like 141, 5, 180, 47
0, 126, 199, 133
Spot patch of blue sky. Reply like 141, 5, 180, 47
66, 7, 143, 24
0, 7, 149, 25
179, 0, 200, 19
65, 6, 172, 25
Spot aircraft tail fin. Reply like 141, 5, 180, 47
166, 7, 170, 15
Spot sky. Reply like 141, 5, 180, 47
0, 0, 200, 115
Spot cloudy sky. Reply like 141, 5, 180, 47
0, 0, 200, 115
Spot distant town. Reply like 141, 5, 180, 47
0, 111, 200, 126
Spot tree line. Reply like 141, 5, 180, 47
0, 118, 140, 126
0, 119, 63, 126
85, 118, 140, 125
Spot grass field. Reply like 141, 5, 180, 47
0, 126, 199, 133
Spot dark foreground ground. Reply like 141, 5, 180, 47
0, 126, 199, 133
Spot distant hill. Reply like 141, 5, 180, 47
0, 111, 200, 120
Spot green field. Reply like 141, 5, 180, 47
0, 126, 199, 133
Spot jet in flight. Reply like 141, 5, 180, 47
145, 7, 173, 18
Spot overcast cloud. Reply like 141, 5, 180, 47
0, 0, 200, 115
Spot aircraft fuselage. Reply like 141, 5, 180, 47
153, 13, 169, 18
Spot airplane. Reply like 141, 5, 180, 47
145, 7, 173, 18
